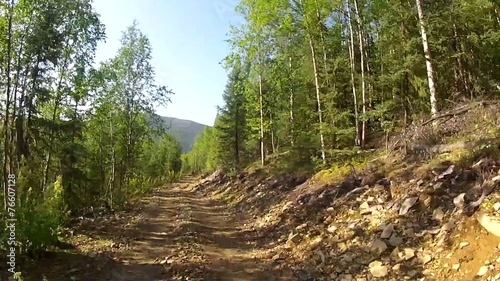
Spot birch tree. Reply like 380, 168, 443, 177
415, 0, 438, 117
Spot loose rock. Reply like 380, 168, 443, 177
478, 265, 489, 276
371, 239, 388, 254
327, 224, 338, 234
399, 197, 419, 216
369, 261, 388, 278
381, 224, 394, 239
288, 232, 302, 244
494, 202, 500, 211
418, 253, 432, 265
432, 207, 444, 221
404, 248, 416, 260
453, 193, 466, 207
389, 236, 403, 247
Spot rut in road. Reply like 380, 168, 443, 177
99, 178, 285, 281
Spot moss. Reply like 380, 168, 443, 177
312, 149, 388, 185
482, 198, 495, 212
314, 165, 351, 184
214, 189, 240, 207
455, 141, 500, 167
387, 166, 408, 179
62, 234, 114, 253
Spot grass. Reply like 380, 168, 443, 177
213, 187, 242, 208
313, 149, 387, 184
246, 150, 316, 178
412, 148, 468, 177
314, 130, 496, 190
63, 233, 114, 253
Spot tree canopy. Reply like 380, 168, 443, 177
0, 0, 179, 253
183, 0, 500, 173
1, 0, 500, 260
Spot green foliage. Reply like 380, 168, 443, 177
0, 0, 500, 259
206, 0, 500, 174
13, 272, 24, 281
0, 2, 181, 257
212, 57, 250, 171
181, 127, 218, 174
165, 169, 182, 183
17, 176, 65, 253
82, 22, 176, 207
142, 133, 183, 184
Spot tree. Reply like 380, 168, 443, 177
415, 0, 438, 117
86, 21, 173, 205
142, 134, 182, 182
202, 0, 500, 174
214, 55, 249, 171
181, 127, 217, 174
0, 0, 107, 252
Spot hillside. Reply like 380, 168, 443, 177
155, 116, 208, 152
2, 0, 500, 281
14, 103, 500, 281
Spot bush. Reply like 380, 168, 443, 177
165, 169, 181, 183
17, 176, 65, 254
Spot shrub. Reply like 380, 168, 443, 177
17, 176, 65, 254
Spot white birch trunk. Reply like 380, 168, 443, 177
416, 0, 438, 117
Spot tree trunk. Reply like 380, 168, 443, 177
289, 55, 295, 147
286, 6, 296, 148
21, 55, 42, 163
314, 0, 330, 87
309, 36, 327, 165
109, 113, 116, 208
301, 0, 326, 165
10, 32, 27, 173
43, 53, 71, 189
2, 0, 14, 210
353, 0, 367, 148
364, 34, 373, 112
271, 113, 276, 154
494, 4, 500, 26
345, 0, 360, 146
235, 100, 240, 167
258, 73, 265, 166
15, 66, 30, 167
415, 0, 438, 117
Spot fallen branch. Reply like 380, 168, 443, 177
345, 186, 369, 198
422, 100, 500, 126
407, 137, 498, 157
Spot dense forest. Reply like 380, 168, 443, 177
183, 0, 500, 173
1, 0, 500, 267
0, 0, 182, 253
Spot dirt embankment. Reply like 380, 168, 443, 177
192, 138, 500, 280
7, 101, 500, 280
9, 144, 500, 281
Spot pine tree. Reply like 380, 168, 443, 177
213, 55, 249, 171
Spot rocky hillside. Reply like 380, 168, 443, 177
16, 102, 498, 281
191, 103, 500, 280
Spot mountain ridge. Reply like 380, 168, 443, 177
153, 115, 209, 152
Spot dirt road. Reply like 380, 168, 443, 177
90, 178, 284, 281
18, 171, 500, 281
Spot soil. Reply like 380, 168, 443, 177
15, 177, 290, 281
6, 160, 500, 281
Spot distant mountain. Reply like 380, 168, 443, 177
153, 116, 209, 152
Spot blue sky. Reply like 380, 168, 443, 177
92, 0, 242, 126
